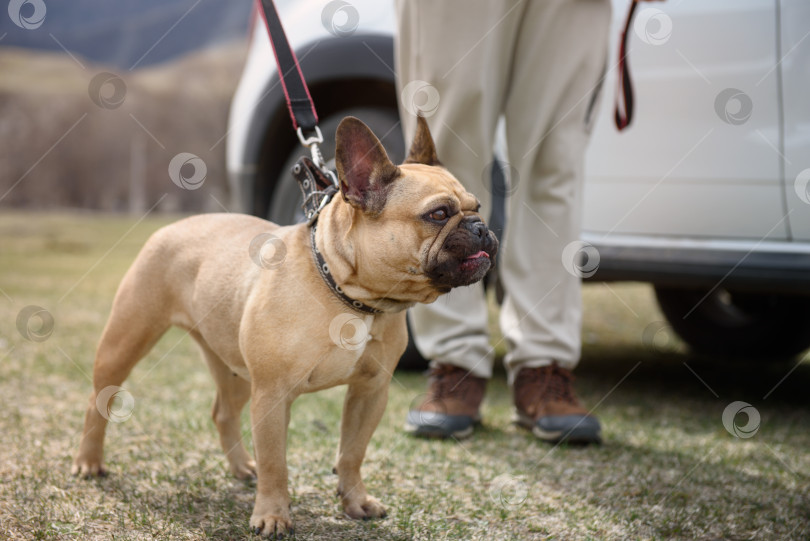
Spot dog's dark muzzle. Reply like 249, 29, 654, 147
462, 215, 488, 238
427, 216, 499, 291
460, 215, 498, 259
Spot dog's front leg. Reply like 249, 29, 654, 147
335, 377, 390, 520
249, 386, 294, 537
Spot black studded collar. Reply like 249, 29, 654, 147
309, 225, 382, 315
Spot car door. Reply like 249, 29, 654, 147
584, 0, 786, 241
780, 0, 810, 241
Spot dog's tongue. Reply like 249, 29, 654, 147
465, 251, 489, 261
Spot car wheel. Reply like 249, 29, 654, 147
654, 286, 810, 360
265, 106, 428, 370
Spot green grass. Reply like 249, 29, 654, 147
1, 211, 808, 540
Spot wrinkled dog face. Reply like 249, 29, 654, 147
401, 162, 498, 292
334, 115, 498, 304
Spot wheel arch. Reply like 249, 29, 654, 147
232, 33, 399, 217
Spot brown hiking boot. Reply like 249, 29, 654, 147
513, 363, 601, 444
405, 364, 486, 439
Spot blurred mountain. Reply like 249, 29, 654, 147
1, 0, 252, 69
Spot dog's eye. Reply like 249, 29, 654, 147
428, 208, 449, 222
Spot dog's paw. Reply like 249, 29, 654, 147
249, 512, 293, 538
343, 494, 387, 520
231, 459, 257, 481
71, 458, 107, 478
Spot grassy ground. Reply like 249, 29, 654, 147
1, 211, 808, 540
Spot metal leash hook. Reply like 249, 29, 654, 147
297, 126, 338, 187
294, 125, 340, 225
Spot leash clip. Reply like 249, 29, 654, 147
307, 187, 334, 225
296, 125, 323, 147
297, 125, 338, 188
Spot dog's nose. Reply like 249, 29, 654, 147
462, 216, 487, 238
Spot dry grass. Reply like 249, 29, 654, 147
1, 211, 809, 540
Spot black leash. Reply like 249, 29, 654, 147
255, 0, 338, 225
256, 0, 319, 138
255, 0, 382, 314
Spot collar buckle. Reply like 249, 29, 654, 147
292, 156, 338, 226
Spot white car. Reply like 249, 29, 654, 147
227, 0, 810, 360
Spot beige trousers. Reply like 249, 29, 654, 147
396, 0, 612, 382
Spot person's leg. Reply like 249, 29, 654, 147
395, 0, 520, 436
501, 0, 611, 442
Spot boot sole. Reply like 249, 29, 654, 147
513, 411, 602, 444
404, 415, 480, 440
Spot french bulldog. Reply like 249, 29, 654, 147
72, 115, 498, 536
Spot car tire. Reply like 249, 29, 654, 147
654, 286, 810, 360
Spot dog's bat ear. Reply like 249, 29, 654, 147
335, 116, 400, 214
404, 114, 441, 166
